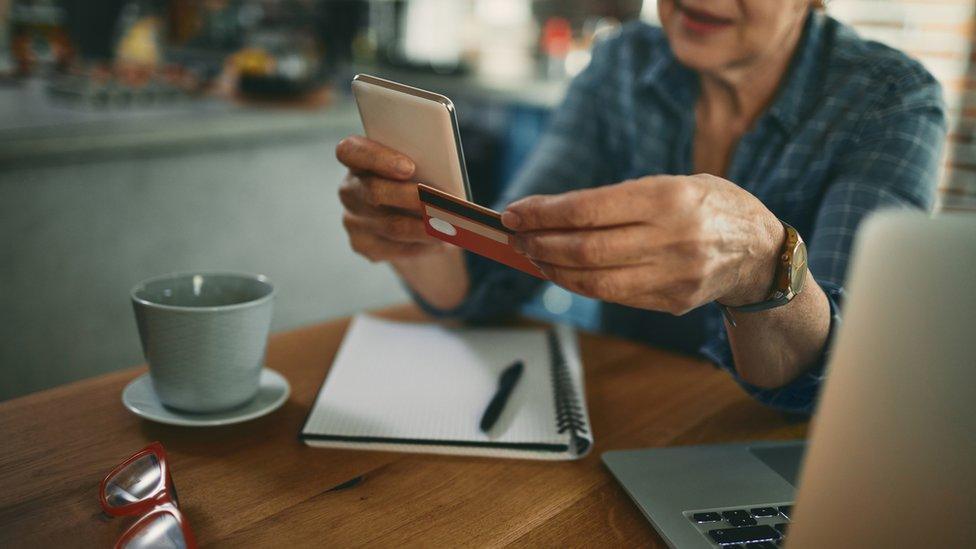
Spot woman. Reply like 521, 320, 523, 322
335, 0, 946, 413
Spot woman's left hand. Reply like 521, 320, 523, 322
501, 174, 785, 315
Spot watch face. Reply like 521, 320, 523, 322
790, 242, 808, 292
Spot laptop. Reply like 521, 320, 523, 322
603, 212, 976, 548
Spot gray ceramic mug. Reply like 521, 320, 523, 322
131, 272, 274, 413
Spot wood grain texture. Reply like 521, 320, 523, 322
0, 304, 807, 548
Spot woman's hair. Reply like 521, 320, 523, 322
813, 0, 827, 9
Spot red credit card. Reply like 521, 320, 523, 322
417, 184, 547, 279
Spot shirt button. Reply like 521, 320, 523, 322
543, 285, 573, 314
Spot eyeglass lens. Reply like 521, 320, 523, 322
105, 454, 162, 507
122, 513, 188, 549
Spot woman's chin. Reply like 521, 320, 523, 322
668, 39, 738, 73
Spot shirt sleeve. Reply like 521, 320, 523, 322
411, 39, 619, 321
701, 71, 946, 415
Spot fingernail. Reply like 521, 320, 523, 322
501, 211, 521, 229
395, 158, 413, 176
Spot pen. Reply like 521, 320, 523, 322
479, 360, 524, 433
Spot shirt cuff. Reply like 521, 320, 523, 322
700, 281, 844, 415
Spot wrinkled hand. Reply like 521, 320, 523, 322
336, 136, 447, 262
501, 174, 784, 315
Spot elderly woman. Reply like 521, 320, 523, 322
335, 0, 946, 413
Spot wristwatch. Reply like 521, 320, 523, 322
720, 220, 807, 326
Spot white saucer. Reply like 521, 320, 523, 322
122, 368, 290, 427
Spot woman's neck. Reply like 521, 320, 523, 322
697, 15, 808, 135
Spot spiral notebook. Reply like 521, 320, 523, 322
300, 315, 593, 460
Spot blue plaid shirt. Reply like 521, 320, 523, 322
414, 12, 946, 414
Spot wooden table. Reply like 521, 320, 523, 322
0, 305, 807, 548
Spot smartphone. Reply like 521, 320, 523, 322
351, 74, 472, 200
352, 74, 545, 279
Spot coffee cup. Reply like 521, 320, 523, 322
130, 272, 274, 413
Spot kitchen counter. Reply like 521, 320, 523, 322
0, 78, 362, 169
0, 70, 567, 169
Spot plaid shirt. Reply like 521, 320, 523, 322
413, 12, 946, 414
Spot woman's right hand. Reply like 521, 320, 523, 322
336, 136, 446, 262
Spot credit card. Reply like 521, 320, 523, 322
417, 184, 547, 279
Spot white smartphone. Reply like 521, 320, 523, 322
351, 74, 472, 200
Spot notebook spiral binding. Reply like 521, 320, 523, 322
547, 329, 590, 455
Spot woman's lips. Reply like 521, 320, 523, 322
679, 6, 734, 35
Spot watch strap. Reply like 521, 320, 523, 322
719, 296, 791, 327
719, 220, 803, 326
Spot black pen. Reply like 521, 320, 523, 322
479, 360, 524, 433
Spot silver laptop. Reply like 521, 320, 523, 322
603, 212, 976, 548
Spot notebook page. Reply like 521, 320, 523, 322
302, 315, 566, 447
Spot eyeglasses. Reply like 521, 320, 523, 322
99, 441, 198, 549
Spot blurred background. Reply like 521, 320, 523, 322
1, 0, 975, 401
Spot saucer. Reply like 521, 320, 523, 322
122, 368, 290, 427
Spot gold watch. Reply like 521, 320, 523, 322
721, 221, 807, 325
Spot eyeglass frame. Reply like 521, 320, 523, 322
99, 441, 198, 549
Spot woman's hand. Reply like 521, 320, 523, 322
501, 174, 785, 315
336, 136, 447, 262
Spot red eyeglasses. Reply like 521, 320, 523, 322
99, 442, 198, 549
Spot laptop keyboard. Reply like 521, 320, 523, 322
684, 503, 792, 547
